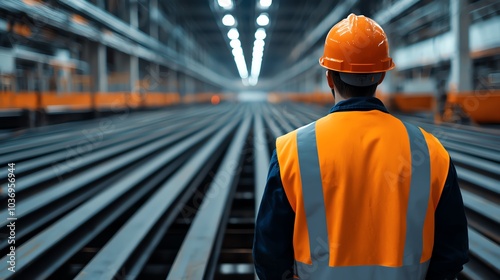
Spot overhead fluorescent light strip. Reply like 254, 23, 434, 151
227, 29, 248, 80
249, 29, 267, 86
218, 1, 249, 83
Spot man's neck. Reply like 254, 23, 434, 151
334, 91, 346, 105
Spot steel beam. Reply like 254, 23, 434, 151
0, 108, 230, 230
75, 111, 244, 280
253, 107, 270, 215
374, 0, 420, 26
166, 113, 251, 280
0, 110, 237, 279
289, 0, 358, 61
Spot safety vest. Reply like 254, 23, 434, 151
276, 110, 449, 279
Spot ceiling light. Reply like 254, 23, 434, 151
251, 59, 262, 75
218, 0, 233, 9
259, 0, 272, 8
234, 56, 249, 79
254, 39, 265, 47
230, 39, 241, 49
232, 47, 243, 57
256, 14, 269, 26
253, 45, 264, 52
222, 14, 236, 26
227, 28, 239, 40
255, 28, 266, 40
253, 52, 263, 59
250, 36, 266, 86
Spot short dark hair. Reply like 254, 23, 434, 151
329, 70, 378, 98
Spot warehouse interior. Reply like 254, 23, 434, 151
0, 0, 499, 279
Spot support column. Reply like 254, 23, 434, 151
167, 14, 180, 95
167, 68, 177, 93
449, 0, 472, 92
96, 0, 105, 9
129, 0, 138, 28
184, 75, 194, 95
98, 43, 107, 92
178, 72, 186, 97
149, 0, 160, 93
36, 62, 47, 92
149, 0, 159, 39
35, 62, 45, 126
130, 0, 139, 93
130, 56, 139, 93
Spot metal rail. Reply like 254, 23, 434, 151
0, 108, 239, 279
0, 109, 230, 229
253, 106, 271, 215
76, 110, 246, 279
167, 112, 251, 279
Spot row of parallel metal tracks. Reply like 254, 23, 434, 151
0, 102, 498, 279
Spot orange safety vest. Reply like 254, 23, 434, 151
276, 110, 450, 279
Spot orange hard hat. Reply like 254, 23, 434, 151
319, 14, 395, 73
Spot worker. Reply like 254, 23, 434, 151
253, 14, 469, 279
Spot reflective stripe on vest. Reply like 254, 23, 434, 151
295, 121, 431, 279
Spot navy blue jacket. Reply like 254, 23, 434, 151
253, 97, 469, 280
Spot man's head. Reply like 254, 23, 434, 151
319, 14, 395, 99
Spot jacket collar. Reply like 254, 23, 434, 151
329, 97, 389, 114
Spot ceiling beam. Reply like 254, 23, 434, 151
374, 0, 420, 25
288, 0, 359, 62
257, 46, 324, 90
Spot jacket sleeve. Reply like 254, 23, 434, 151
426, 159, 469, 279
253, 150, 295, 280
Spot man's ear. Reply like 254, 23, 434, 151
377, 72, 386, 85
326, 70, 334, 89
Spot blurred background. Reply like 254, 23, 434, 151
0, 0, 499, 124
0, 0, 499, 279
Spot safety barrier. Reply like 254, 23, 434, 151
0, 91, 181, 110
445, 91, 500, 123
392, 94, 435, 112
